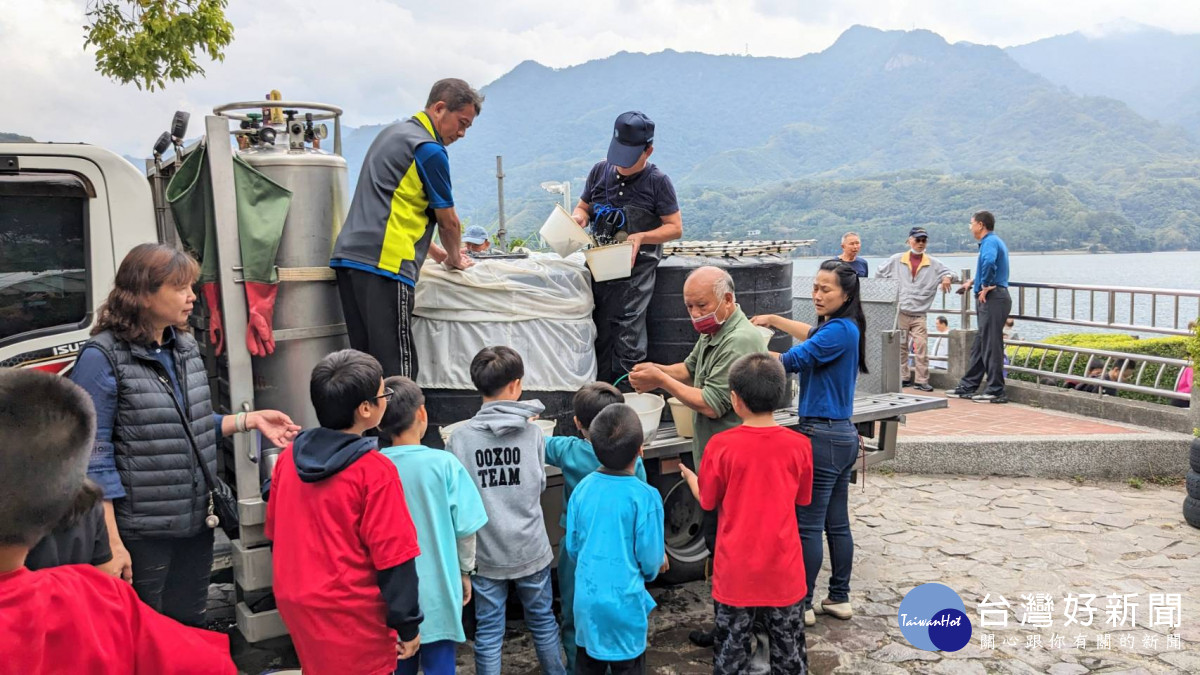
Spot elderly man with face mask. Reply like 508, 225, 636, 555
875, 227, 956, 392
628, 266, 763, 467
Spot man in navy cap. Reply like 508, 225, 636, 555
572, 111, 683, 387
876, 227, 957, 391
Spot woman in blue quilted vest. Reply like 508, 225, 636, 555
70, 243, 299, 626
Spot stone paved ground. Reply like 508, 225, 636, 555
437, 474, 1200, 675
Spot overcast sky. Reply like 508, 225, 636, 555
3, 0, 1199, 157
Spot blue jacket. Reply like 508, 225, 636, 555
974, 232, 1010, 293
779, 318, 860, 420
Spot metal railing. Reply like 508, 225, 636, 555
927, 274, 1196, 405
935, 271, 1200, 336
1005, 340, 1190, 402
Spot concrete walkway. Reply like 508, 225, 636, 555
476, 474, 1198, 674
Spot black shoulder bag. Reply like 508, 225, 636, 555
170, 393, 240, 541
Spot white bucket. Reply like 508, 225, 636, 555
439, 418, 555, 445
585, 243, 634, 282
667, 397, 694, 438
623, 393, 665, 443
755, 325, 773, 348
539, 204, 593, 258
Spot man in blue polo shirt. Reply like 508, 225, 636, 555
947, 210, 1011, 403
571, 111, 683, 386
331, 79, 481, 379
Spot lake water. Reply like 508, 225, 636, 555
791, 251, 1200, 341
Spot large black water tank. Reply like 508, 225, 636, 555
647, 255, 794, 366
420, 389, 577, 449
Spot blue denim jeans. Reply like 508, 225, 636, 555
796, 418, 859, 609
395, 639, 456, 675
472, 566, 566, 675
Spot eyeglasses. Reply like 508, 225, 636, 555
914, 237, 928, 242
372, 388, 395, 403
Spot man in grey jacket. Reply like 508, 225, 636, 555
445, 346, 566, 675
876, 227, 957, 391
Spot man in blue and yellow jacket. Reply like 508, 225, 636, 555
331, 79, 482, 379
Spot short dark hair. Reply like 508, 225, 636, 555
729, 353, 786, 414
936, 315, 949, 325
470, 346, 524, 397
973, 210, 996, 231
310, 349, 383, 430
573, 382, 624, 430
378, 376, 425, 443
427, 78, 484, 114
0, 370, 96, 546
588, 404, 643, 470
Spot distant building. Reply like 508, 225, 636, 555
747, 229, 762, 236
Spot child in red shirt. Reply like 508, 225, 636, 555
681, 353, 814, 675
0, 369, 235, 674
266, 350, 423, 675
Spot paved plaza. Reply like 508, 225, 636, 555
464, 474, 1199, 674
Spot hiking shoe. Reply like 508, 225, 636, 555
815, 600, 854, 620
688, 628, 715, 648
804, 608, 816, 626
971, 393, 1008, 404
945, 389, 974, 398
913, 382, 934, 392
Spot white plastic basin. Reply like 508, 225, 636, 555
623, 393, 665, 444
585, 242, 634, 282
439, 418, 555, 445
539, 204, 593, 258
755, 325, 773, 348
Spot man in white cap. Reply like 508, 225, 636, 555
571, 111, 683, 387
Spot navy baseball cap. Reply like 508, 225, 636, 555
909, 227, 929, 239
462, 225, 489, 245
607, 111, 655, 168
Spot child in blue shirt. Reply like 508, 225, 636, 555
378, 376, 489, 675
545, 382, 648, 671
565, 404, 666, 675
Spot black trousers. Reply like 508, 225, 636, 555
958, 286, 1011, 395
593, 258, 657, 385
125, 529, 215, 627
575, 647, 645, 675
335, 267, 418, 380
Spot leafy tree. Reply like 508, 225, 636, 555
84, 0, 233, 91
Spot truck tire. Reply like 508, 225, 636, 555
654, 473, 710, 584
1185, 496, 1200, 529
1188, 471, 1200, 500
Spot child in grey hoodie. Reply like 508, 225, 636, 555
445, 346, 565, 675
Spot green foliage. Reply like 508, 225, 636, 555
84, 0, 233, 91
1006, 332, 1189, 404
1128, 477, 1144, 489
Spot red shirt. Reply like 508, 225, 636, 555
0, 564, 235, 674
698, 425, 813, 607
266, 446, 421, 675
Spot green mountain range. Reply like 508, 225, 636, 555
11, 25, 1200, 254
390, 25, 1199, 253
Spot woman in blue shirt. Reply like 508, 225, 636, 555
752, 260, 868, 628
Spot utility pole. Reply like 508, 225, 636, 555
496, 155, 507, 251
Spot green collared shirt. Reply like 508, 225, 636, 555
682, 307, 766, 465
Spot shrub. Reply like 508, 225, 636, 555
1006, 332, 1188, 405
